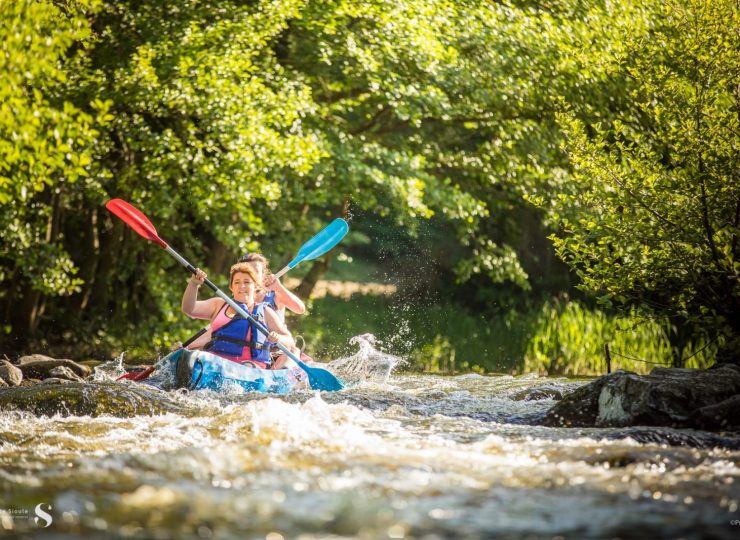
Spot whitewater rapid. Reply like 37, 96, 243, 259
0, 338, 738, 539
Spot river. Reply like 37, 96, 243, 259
1, 337, 738, 539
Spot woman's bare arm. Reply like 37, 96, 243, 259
181, 269, 221, 320
264, 306, 295, 349
264, 274, 305, 314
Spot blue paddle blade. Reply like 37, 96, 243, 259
288, 218, 349, 269
302, 364, 344, 391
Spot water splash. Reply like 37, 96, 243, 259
137, 353, 180, 390
94, 351, 179, 389
91, 352, 127, 382
327, 334, 403, 384
1, 370, 738, 538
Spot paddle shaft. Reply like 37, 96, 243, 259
182, 325, 209, 348
272, 265, 291, 280
165, 246, 307, 369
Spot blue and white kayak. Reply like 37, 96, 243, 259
147, 348, 309, 394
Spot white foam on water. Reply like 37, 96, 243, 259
91, 352, 127, 382
1, 370, 738, 537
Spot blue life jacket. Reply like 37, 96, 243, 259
263, 290, 278, 311
206, 302, 274, 365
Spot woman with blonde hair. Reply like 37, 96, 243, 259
181, 262, 299, 369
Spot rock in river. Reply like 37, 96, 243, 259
0, 382, 184, 417
48, 365, 86, 382
16, 354, 92, 380
0, 359, 23, 386
510, 386, 563, 401
541, 364, 740, 430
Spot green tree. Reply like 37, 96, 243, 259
1, 0, 328, 350
539, 0, 740, 362
0, 0, 108, 337
3, 0, 681, 363
278, 0, 630, 295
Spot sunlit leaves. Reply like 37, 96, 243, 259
90, 0, 326, 252
456, 238, 531, 290
8, 0, 735, 355
540, 0, 740, 342
0, 0, 103, 302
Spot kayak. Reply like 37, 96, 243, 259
178, 348, 308, 393
120, 348, 309, 394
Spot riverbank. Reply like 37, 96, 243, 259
4, 280, 720, 376
296, 293, 719, 374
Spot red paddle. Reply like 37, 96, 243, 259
106, 199, 167, 249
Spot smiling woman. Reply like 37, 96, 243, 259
180, 263, 295, 370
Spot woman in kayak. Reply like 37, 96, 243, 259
238, 253, 305, 319
173, 254, 306, 354
239, 253, 318, 366
181, 262, 299, 369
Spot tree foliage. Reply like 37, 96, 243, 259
537, 0, 740, 355
0, 0, 109, 334
1, 0, 736, 360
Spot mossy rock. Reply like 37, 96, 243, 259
541, 365, 740, 430
0, 382, 185, 417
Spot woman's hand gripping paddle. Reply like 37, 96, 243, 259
105, 199, 344, 391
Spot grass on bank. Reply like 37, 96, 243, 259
60, 281, 717, 375
294, 294, 717, 375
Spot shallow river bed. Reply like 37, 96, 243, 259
1, 366, 739, 539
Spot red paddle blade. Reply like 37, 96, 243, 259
105, 199, 168, 249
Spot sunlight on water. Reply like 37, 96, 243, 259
0, 336, 738, 539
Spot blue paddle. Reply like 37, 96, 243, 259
272, 218, 350, 279
105, 199, 345, 391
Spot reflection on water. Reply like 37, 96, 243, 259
0, 336, 738, 539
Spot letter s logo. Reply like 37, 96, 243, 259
34, 503, 52, 528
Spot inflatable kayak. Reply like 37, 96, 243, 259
120, 348, 308, 394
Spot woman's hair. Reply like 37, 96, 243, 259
228, 262, 260, 286
238, 252, 269, 270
